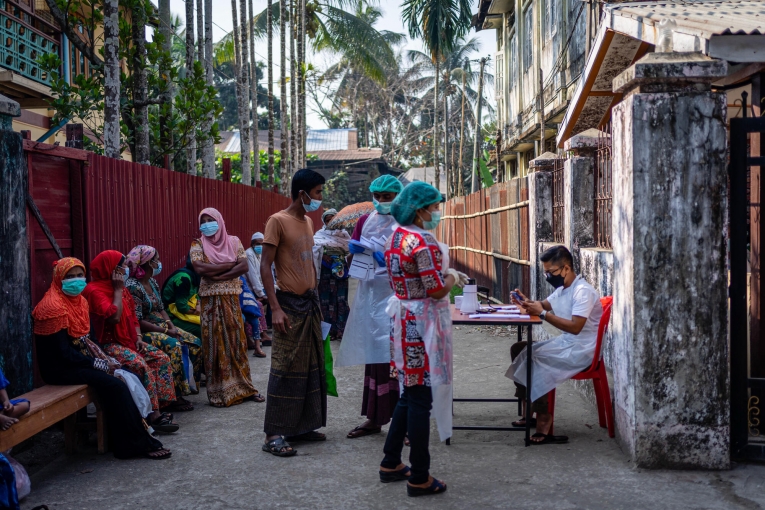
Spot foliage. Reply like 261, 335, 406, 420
214, 149, 318, 185
479, 149, 494, 188
212, 59, 280, 131
321, 169, 371, 211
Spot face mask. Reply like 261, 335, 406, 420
254, 246, 263, 255
62, 277, 87, 297
153, 262, 162, 276
420, 210, 441, 230
122, 267, 129, 282
200, 221, 219, 237
301, 192, 322, 212
373, 199, 392, 215
545, 271, 566, 289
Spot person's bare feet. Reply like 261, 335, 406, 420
532, 412, 553, 443
379, 462, 407, 473
0, 414, 19, 431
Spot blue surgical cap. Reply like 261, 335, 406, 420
369, 175, 404, 194
390, 181, 442, 226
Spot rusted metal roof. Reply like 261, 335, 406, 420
610, 1, 765, 40
310, 148, 383, 161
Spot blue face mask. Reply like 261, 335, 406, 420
153, 262, 162, 276
373, 199, 392, 215
301, 192, 322, 212
420, 210, 441, 230
62, 277, 87, 297
200, 221, 219, 237
122, 267, 129, 280
254, 246, 263, 255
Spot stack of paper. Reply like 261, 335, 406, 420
468, 313, 531, 319
349, 235, 388, 281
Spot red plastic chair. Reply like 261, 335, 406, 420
547, 296, 614, 438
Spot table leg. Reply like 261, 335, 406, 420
516, 326, 522, 416
525, 324, 532, 447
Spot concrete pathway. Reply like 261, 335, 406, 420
20, 325, 765, 510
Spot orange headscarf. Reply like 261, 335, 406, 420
32, 257, 91, 337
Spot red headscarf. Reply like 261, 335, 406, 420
82, 250, 140, 349
199, 207, 241, 264
32, 257, 90, 337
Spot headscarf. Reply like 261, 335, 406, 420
369, 174, 404, 194
161, 253, 201, 306
251, 232, 264, 241
32, 257, 90, 337
83, 250, 140, 348
390, 181, 442, 226
126, 245, 156, 279
199, 207, 240, 264
322, 208, 338, 225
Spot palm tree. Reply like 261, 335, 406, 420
202, 0, 216, 177
239, 0, 253, 185
267, 0, 275, 187
290, 0, 297, 172
231, 0, 251, 185
248, 0, 260, 183
185, 0, 196, 173
103, 0, 120, 159
401, 0, 472, 191
280, 0, 289, 192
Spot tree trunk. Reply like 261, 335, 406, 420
196, 0, 204, 60
185, 0, 196, 173
471, 58, 486, 194
231, 0, 251, 185
433, 57, 439, 192
458, 67, 467, 196
443, 72, 448, 198
267, 0, 275, 188
239, 0, 252, 185
299, 0, 306, 167
248, 0, 260, 183
201, 0, 216, 178
280, 0, 289, 193
290, 0, 298, 172
157, 0, 172, 167
132, 3, 150, 165
103, 0, 120, 159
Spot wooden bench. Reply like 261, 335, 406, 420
0, 385, 106, 454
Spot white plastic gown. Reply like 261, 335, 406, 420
335, 211, 399, 366
505, 276, 602, 402
385, 224, 454, 442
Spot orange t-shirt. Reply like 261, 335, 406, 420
263, 210, 316, 295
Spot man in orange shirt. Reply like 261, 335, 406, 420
260, 168, 327, 457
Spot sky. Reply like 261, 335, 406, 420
167, 0, 497, 130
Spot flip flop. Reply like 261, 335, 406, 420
145, 448, 172, 460
512, 418, 537, 427
347, 425, 382, 438
246, 393, 266, 403
253, 350, 267, 358
379, 465, 411, 483
407, 478, 447, 497
530, 432, 569, 445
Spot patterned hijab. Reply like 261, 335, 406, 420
32, 257, 90, 337
126, 245, 157, 279
199, 207, 240, 264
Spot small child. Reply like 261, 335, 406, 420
0, 368, 30, 431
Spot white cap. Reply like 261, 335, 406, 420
251, 232, 264, 241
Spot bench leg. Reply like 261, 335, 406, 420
64, 414, 77, 454
96, 406, 107, 454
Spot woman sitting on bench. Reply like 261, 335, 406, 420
33, 257, 172, 459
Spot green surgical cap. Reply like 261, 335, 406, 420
390, 181, 442, 226
369, 174, 404, 194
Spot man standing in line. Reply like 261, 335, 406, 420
245, 232, 273, 349
260, 168, 327, 457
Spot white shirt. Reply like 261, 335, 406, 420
245, 247, 266, 298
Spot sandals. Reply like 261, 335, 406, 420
262, 437, 297, 457
165, 398, 194, 412
347, 425, 382, 438
512, 418, 537, 427
246, 393, 266, 403
253, 349, 267, 358
379, 465, 411, 483
530, 432, 569, 445
286, 430, 326, 442
145, 448, 172, 460
150, 415, 179, 433
407, 478, 447, 497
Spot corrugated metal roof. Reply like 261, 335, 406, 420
311, 148, 383, 161
610, 1, 764, 40
399, 167, 447, 194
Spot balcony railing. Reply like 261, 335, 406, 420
0, 0, 60, 86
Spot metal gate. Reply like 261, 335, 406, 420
729, 107, 765, 461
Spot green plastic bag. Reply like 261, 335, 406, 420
321, 323, 338, 397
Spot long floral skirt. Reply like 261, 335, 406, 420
318, 266, 349, 341
102, 343, 175, 410
200, 293, 258, 407
143, 329, 203, 396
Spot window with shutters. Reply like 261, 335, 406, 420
545, 0, 557, 40
523, 7, 533, 71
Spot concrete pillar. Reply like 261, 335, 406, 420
563, 128, 602, 272
610, 53, 729, 469
0, 94, 33, 395
528, 153, 556, 300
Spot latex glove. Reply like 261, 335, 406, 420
445, 268, 469, 288
348, 242, 365, 254
373, 251, 386, 267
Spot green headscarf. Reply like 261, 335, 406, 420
369, 174, 404, 194
390, 181, 442, 226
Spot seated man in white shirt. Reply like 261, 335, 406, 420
507, 245, 603, 445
